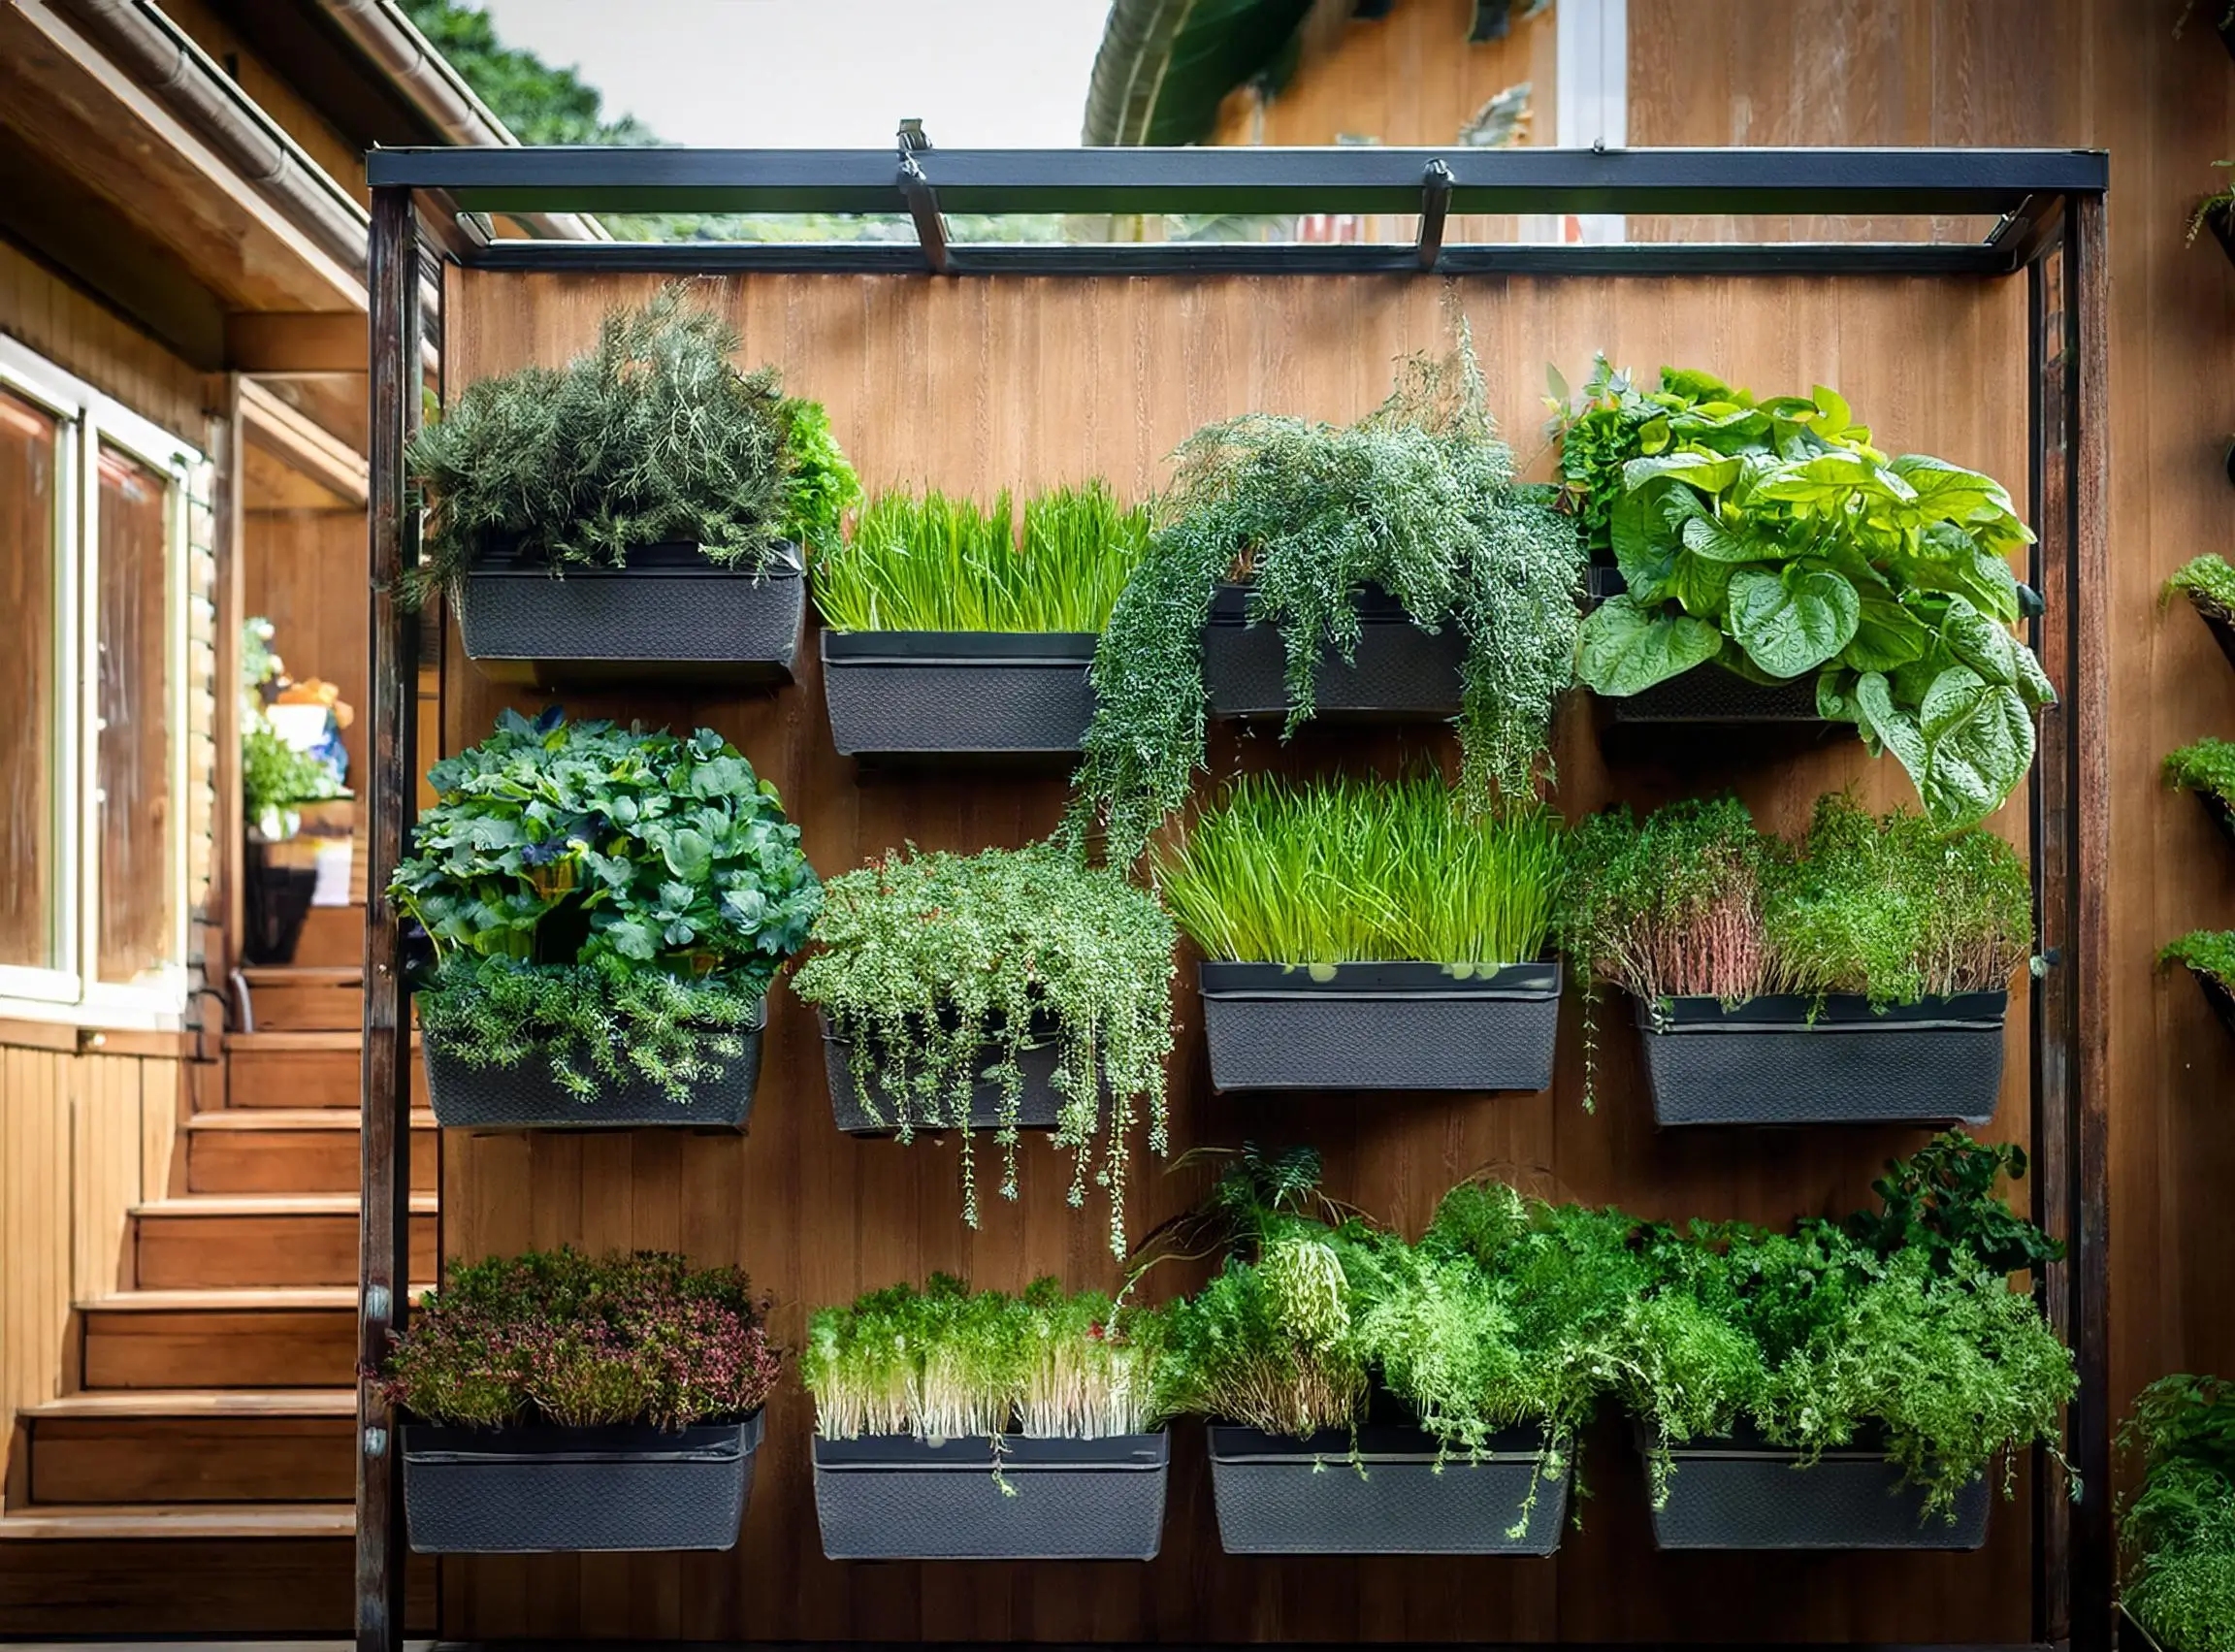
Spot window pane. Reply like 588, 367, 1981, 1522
96, 444, 176, 985
0, 389, 59, 972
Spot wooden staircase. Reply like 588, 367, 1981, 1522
0, 945, 437, 1635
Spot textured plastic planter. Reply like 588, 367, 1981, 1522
2184, 596, 2235, 673
1633, 991, 2007, 1126
1582, 567, 1825, 726
402, 1411, 761, 1553
459, 541, 804, 687
2186, 966, 2235, 1042
820, 630, 1096, 757
1197, 961, 1560, 1092
1206, 1421, 1566, 1556
420, 1000, 763, 1130
819, 1014, 1088, 1135
2190, 785, 2235, 850
1202, 584, 1464, 722
1646, 1428, 1989, 1551
812, 1432, 1169, 1560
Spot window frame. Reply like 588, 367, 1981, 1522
0, 335, 204, 1025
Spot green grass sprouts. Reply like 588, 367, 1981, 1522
811, 480, 1150, 632
1151, 774, 1565, 970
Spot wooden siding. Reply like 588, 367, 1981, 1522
436, 267, 2040, 1643
0, 239, 211, 449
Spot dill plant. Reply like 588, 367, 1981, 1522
1069, 323, 1584, 864
789, 843, 1176, 1255
2121, 1374, 2235, 1652
812, 481, 1150, 632
1152, 773, 1564, 969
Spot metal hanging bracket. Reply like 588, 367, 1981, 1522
896, 121, 951, 275
1418, 159, 1454, 270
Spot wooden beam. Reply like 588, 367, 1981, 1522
226, 312, 368, 373
240, 378, 369, 507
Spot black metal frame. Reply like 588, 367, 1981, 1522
356, 144, 2112, 1652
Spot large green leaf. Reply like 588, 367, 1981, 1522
1855, 671, 1928, 785
1679, 510, 1766, 565
1576, 595, 1724, 696
1727, 563, 1861, 678
1668, 549, 1737, 614
1846, 588, 1930, 672
1622, 450, 1744, 497
1610, 486, 1676, 602
1918, 665, 2035, 830
1938, 593, 2024, 686
1890, 453, 2014, 524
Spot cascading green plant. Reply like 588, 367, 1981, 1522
2121, 1374, 2235, 1652
810, 481, 1150, 632
2165, 554, 2235, 626
2161, 929, 2235, 993
2165, 738, 2235, 810
1069, 322, 1584, 864
1151, 772, 1565, 969
789, 842, 1176, 1255
1557, 361, 2055, 830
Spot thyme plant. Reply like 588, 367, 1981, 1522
2121, 1375, 2235, 1652
1069, 325, 1584, 863
789, 843, 1176, 1254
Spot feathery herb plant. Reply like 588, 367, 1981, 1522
1152, 773, 1564, 969
2165, 738, 2235, 808
789, 843, 1176, 1255
1069, 322, 1584, 863
810, 481, 1150, 632
2167, 554, 2235, 625
2121, 1374, 2235, 1652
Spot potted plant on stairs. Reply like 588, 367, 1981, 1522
381, 1248, 781, 1553
802, 1275, 1171, 1560
390, 706, 820, 1129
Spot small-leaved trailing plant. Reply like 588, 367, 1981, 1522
388, 707, 820, 1102
1555, 359, 2055, 830
812, 481, 1150, 633
789, 843, 1176, 1254
2188, 161, 2235, 247
1069, 321, 1584, 864
377, 1247, 781, 1430
2121, 1374, 2235, 1652
2161, 930, 2235, 995
403, 286, 843, 605
1151, 772, 1565, 971
2167, 554, 2235, 628
2165, 738, 2235, 811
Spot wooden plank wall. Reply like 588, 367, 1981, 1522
0, 237, 211, 446
437, 268, 2040, 1643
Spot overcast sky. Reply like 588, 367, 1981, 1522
473, 0, 1112, 147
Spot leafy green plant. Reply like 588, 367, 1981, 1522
2162, 929, 2235, 989
2167, 554, 2235, 625
240, 617, 344, 834
1560, 363, 2054, 830
801, 1275, 1163, 1445
2122, 1374, 2235, 1652
1562, 794, 1777, 1005
1070, 323, 1584, 863
775, 396, 860, 559
1843, 1133, 2064, 1279
377, 1247, 780, 1430
1152, 772, 1564, 969
810, 481, 1149, 632
388, 707, 819, 1100
2166, 738, 2235, 807
402, 287, 804, 606
790, 843, 1175, 1254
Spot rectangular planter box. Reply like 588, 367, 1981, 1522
1207, 1421, 1566, 1556
812, 1432, 1169, 1560
820, 630, 1096, 757
402, 1412, 761, 1553
1634, 991, 2007, 1126
421, 1000, 763, 1130
2186, 964, 2235, 1041
459, 542, 804, 688
1198, 961, 1560, 1092
1647, 1431, 1989, 1551
1203, 584, 1464, 722
1584, 566, 1826, 726
819, 1014, 1088, 1135
2186, 597, 2235, 675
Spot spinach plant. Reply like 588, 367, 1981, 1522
1559, 362, 2055, 830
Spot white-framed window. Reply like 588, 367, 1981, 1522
0, 334, 205, 1023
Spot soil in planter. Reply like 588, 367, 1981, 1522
1202, 584, 1465, 723
460, 541, 805, 688
1633, 991, 2008, 1126
403, 1413, 761, 1553
1197, 961, 1561, 1092
421, 1006, 763, 1131
819, 1014, 1100, 1135
820, 630, 1097, 760
812, 1432, 1170, 1560
1645, 1427, 1990, 1551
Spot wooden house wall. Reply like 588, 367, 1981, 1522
434, 266, 2041, 1643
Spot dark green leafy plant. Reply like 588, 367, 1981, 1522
241, 616, 345, 831
789, 843, 1176, 1254
2166, 739, 2235, 808
389, 707, 819, 1100
1560, 362, 2054, 830
1843, 1133, 2064, 1278
774, 396, 860, 560
2167, 554, 2235, 625
2161, 929, 2235, 989
402, 287, 800, 606
2121, 1374, 2235, 1652
377, 1247, 780, 1430
1070, 323, 1584, 863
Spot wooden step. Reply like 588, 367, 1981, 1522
223, 1031, 425, 1110
288, 903, 365, 968
133, 1196, 437, 1289
239, 965, 364, 1032
22, 1392, 355, 1505
0, 1535, 436, 1636
186, 1109, 437, 1194
79, 1290, 383, 1390
0, 1502, 353, 1538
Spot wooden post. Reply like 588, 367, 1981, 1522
355, 181, 421, 1652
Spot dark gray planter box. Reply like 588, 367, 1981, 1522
1633, 991, 2007, 1126
1203, 584, 1464, 722
402, 1411, 762, 1553
1206, 1421, 1566, 1555
2191, 785, 2235, 850
459, 541, 804, 688
1198, 961, 1560, 1092
1647, 1430, 1990, 1551
812, 1432, 1169, 1560
2185, 596, 2235, 673
2186, 965, 2235, 1041
1603, 664, 1825, 725
421, 999, 763, 1130
818, 1014, 1088, 1135
821, 630, 1096, 757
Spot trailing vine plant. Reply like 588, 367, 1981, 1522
2121, 1374, 2235, 1652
